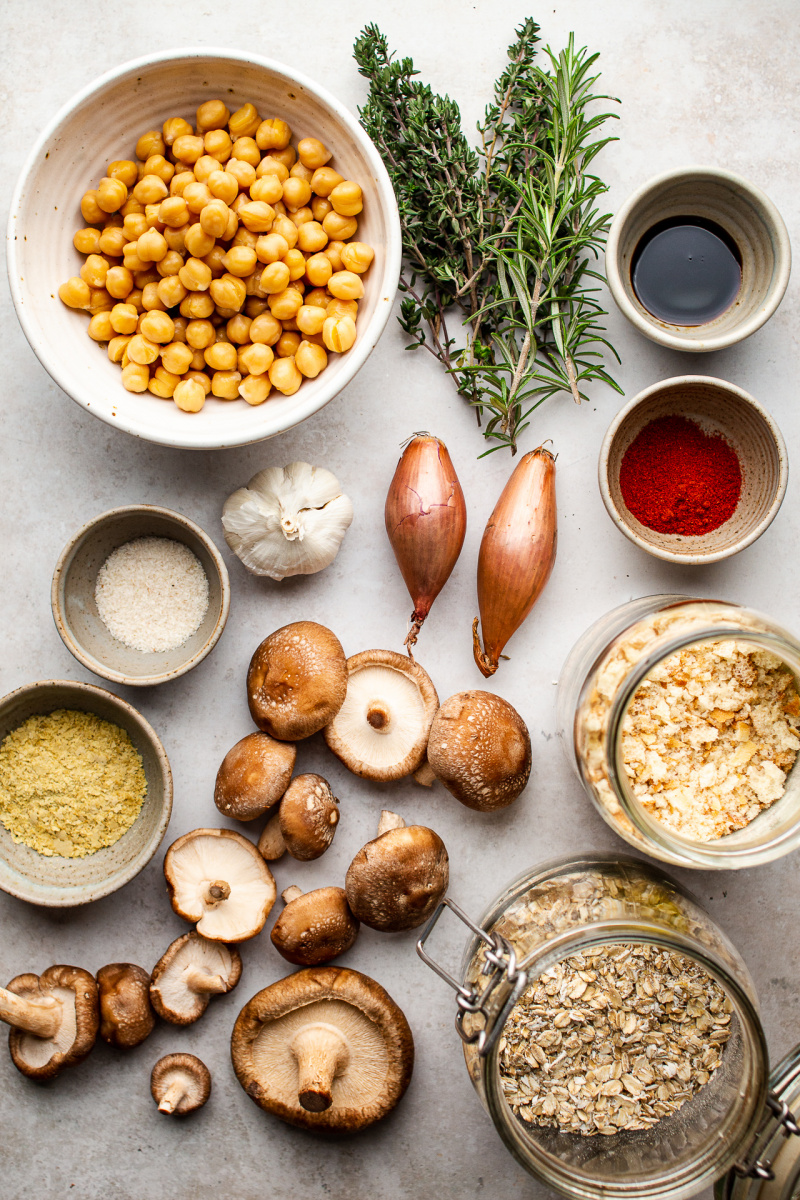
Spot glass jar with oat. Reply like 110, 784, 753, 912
417, 854, 800, 1200
557, 595, 800, 869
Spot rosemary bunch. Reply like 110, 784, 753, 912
354, 21, 623, 454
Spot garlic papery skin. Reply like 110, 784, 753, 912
222, 463, 354, 581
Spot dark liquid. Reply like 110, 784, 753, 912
631, 217, 742, 326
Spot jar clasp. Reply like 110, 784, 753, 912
734, 1093, 800, 1181
416, 896, 529, 1058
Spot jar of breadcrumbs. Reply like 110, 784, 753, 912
557, 596, 800, 869
416, 854, 800, 1200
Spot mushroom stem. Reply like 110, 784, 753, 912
282, 885, 303, 905
183, 966, 228, 995
291, 1022, 350, 1113
413, 760, 436, 787
0, 987, 61, 1039
366, 703, 391, 731
377, 809, 406, 835
206, 880, 231, 903
158, 1079, 187, 1114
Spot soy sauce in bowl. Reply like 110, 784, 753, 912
631, 217, 742, 326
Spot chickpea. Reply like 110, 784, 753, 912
110, 303, 139, 335
172, 316, 189, 343
80, 255, 109, 289
226, 314, 252, 343
282, 177, 312, 212
133, 175, 169, 205
257, 261, 288, 295
236, 374, 270, 405
326, 297, 359, 321
96, 176, 128, 214
330, 180, 363, 217
157, 275, 188, 309
223, 245, 257, 278
106, 265, 134, 300
123, 212, 149, 241
304, 287, 330, 309
225, 158, 256, 190
206, 170, 237, 206
73, 227, 101, 255
137, 268, 161, 292
121, 362, 150, 392
184, 224, 216, 258
227, 136, 257, 167
245, 297, 269, 318
249, 312, 282, 345
172, 134, 205, 164
237, 341, 274, 375
127, 288, 145, 313
271, 214, 298, 249
232, 227, 258, 250
127, 333, 160, 365
272, 145, 296, 169
164, 225, 188, 254
137, 228, 168, 263
290, 161, 314, 185
323, 240, 346, 272
256, 117, 292, 151
322, 211, 358, 241
185, 368, 212, 392
266, 288, 303, 323
197, 99, 230, 133
295, 339, 328, 378
177, 257, 212, 291
222, 209, 239, 241
250, 174, 283, 205
199, 198, 230, 239
123, 244, 145, 272
158, 342, 192, 375
108, 334, 132, 363
108, 159, 139, 187
173, 377, 206, 412
256, 155, 289, 183
80, 190, 104, 224
294, 217, 327, 252
144, 203, 166, 232
136, 130, 165, 160
158, 196, 189, 228
322, 315, 357, 353
310, 167, 343, 198
180, 291, 215, 319
268, 355, 301, 395
140, 282, 167, 312
279, 250, 302, 283
204, 341, 238, 371
289, 206, 314, 229
245, 271, 267, 298
209, 273, 247, 311
194, 154, 222, 184
296, 303, 327, 336
311, 196, 333, 223
87, 286, 114, 314
276, 331, 301, 358
182, 181, 211, 215
170, 170, 196, 197
238, 201, 274, 234
230, 192, 249, 215
341, 241, 375, 274
327, 270, 364, 301
204, 244, 228, 277
156, 249, 183, 278
86, 311, 112, 342
255, 232, 289, 264
204, 128, 233, 163
121, 196, 146, 219
149, 366, 181, 398
228, 102, 260, 139
144, 155, 174, 185
163, 117, 193, 147
211, 369, 243, 399
98, 226, 128, 257
186, 318, 216, 349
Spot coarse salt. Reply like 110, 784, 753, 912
95, 536, 209, 653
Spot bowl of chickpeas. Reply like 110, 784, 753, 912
8, 49, 401, 448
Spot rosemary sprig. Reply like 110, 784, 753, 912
354, 21, 623, 454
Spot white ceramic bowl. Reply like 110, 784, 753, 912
8, 49, 401, 449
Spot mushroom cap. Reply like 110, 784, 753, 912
247, 621, 347, 741
150, 932, 243, 1025
214, 732, 296, 822
231, 966, 414, 1133
345, 825, 449, 931
324, 650, 438, 781
151, 1052, 211, 1115
7, 965, 99, 1080
279, 774, 340, 861
271, 887, 359, 966
426, 691, 531, 811
164, 828, 276, 942
96, 963, 156, 1049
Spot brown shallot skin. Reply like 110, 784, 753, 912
473, 445, 557, 677
385, 433, 467, 650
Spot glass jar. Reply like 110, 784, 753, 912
418, 854, 800, 1200
557, 596, 800, 869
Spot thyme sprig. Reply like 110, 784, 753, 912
354, 21, 623, 454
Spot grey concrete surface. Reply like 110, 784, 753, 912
1, 2, 799, 1198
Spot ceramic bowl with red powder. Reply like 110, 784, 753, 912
599, 376, 787, 564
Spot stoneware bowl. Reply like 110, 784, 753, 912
7, 48, 401, 449
605, 167, 791, 352
0, 679, 172, 906
52, 505, 230, 686
599, 376, 788, 564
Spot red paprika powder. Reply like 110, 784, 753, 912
619, 415, 742, 536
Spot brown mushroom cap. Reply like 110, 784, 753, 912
426, 690, 531, 811
214, 732, 296, 822
164, 828, 276, 942
150, 932, 243, 1025
231, 966, 414, 1132
345, 815, 449, 931
2, 965, 99, 1080
280, 774, 340, 860
271, 886, 359, 966
96, 963, 156, 1049
151, 1052, 211, 1115
247, 621, 347, 741
324, 650, 438, 781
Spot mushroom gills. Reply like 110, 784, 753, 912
8, 986, 76, 1071
335, 667, 427, 772
292, 1022, 351, 1112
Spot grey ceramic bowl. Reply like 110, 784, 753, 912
599, 376, 788, 564
52, 505, 230, 686
0, 679, 172, 906
606, 167, 791, 351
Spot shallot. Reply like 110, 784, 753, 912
384, 434, 467, 650
472, 445, 557, 677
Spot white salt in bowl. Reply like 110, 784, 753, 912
52, 505, 230, 686
8, 48, 401, 449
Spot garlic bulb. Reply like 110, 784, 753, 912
222, 463, 354, 580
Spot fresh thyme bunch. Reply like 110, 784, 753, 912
354, 20, 622, 454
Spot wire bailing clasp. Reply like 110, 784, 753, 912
416, 897, 529, 1058
734, 1091, 800, 1181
